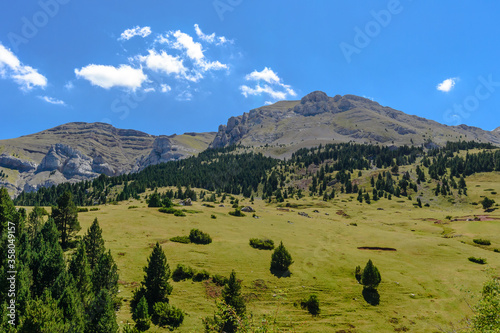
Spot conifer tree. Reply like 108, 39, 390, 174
69, 241, 92, 302
361, 259, 381, 290
83, 218, 105, 269
142, 242, 173, 309
91, 250, 119, 297
86, 289, 118, 333
222, 270, 246, 317
270, 241, 293, 273
51, 191, 80, 248
20, 290, 68, 333
132, 295, 151, 331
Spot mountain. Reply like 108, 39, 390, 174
2, 91, 500, 196
0, 122, 215, 196
210, 91, 500, 157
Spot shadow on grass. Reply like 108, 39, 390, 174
362, 287, 380, 306
270, 268, 291, 278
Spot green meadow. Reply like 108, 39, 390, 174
67, 171, 500, 332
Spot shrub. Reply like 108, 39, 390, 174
355, 265, 362, 283
300, 294, 320, 316
203, 203, 215, 208
77, 207, 89, 212
173, 210, 186, 217
189, 229, 212, 244
159, 207, 177, 214
128, 206, 139, 209
152, 302, 184, 329
229, 209, 245, 217
172, 264, 195, 282
148, 192, 162, 207
469, 257, 487, 264
212, 274, 228, 286
481, 197, 495, 210
90, 207, 99, 211
211, 214, 217, 219
494, 249, 500, 253
169, 236, 190, 244
249, 238, 274, 250
473, 239, 491, 246
361, 260, 381, 289
192, 270, 210, 282
270, 241, 293, 273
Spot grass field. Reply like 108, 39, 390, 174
64, 171, 500, 332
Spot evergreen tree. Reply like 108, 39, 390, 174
481, 197, 495, 210
91, 250, 119, 297
19, 290, 68, 333
83, 218, 105, 270
270, 241, 293, 273
51, 191, 80, 248
148, 191, 162, 207
132, 296, 151, 331
27, 206, 46, 241
361, 259, 382, 290
86, 289, 118, 333
58, 280, 86, 333
143, 242, 173, 309
68, 241, 92, 303
222, 271, 246, 316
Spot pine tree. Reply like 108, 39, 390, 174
51, 191, 80, 248
270, 241, 293, 273
133, 295, 151, 331
58, 280, 86, 333
20, 290, 69, 333
222, 271, 246, 316
143, 242, 173, 309
361, 259, 381, 290
68, 241, 92, 302
92, 250, 119, 297
83, 218, 105, 270
86, 289, 118, 333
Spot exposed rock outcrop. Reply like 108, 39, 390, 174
0, 154, 37, 172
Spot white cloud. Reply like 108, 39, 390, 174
64, 81, 74, 90
437, 77, 458, 92
138, 50, 187, 76
119, 26, 152, 41
144, 87, 155, 93
161, 84, 171, 93
194, 24, 231, 45
38, 96, 66, 106
0, 43, 47, 90
240, 67, 296, 101
74, 64, 147, 90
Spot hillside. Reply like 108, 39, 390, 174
0, 122, 215, 196
210, 91, 500, 158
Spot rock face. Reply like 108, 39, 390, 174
37, 144, 114, 178
209, 91, 500, 156
0, 122, 215, 196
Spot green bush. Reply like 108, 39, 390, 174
174, 210, 186, 217
169, 236, 190, 244
189, 229, 212, 244
469, 257, 487, 264
229, 209, 245, 217
159, 207, 177, 214
90, 207, 99, 211
211, 214, 217, 219
249, 238, 274, 250
192, 270, 210, 282
77, 207, 89, 212
300, 294, 320, 316
211, 274, 228, 286
152, 302, 184, 329
270, 241, 293, 273
473, 239, 491, 246
128, 206, 139, 209
172, 264, 195, 282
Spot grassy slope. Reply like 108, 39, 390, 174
65, 170, 500, 332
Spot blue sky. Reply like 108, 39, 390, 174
1, 1, 499, 139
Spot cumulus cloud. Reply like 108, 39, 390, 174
437, 77, 458, 92
38, 95, 66, 106
194, 24, 231, 45
160, 84, 171, 93
74, 64, 147, 90
119, 26, 152, 41
138, 50, 187, 76
240, 67, 296, 101
0, 43, 47, 90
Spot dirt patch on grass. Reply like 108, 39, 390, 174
358, 246, 397, 251
336, 210, 350, 218
252, 279, 268, 290
204, 280, 223, 299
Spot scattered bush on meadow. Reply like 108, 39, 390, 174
249, 238, 274, 250
189, 229, 212, 244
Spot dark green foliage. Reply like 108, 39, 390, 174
143, 242, 173, 308
173, 210, 186, 217
152, 302, 184, 329
57, 281, 86, 333
270, 241, 293, 274
27, 205, 47, 240
77, 207, 89, 212
228, 208, 245, 217
51, 191, 80, 248
473, 239, 492, 246
471, 277, 500, 331
158, 207, 177, 214
19, 291, 68, 333
189, 229, 212, 244
169, 236, 191, 244
361, 260, 381, 289
222, 271, 246, 316
86, 289, 119, 333
211, 214, 217, 219
92, 250, 119, 297
132, 296, 151, 331
172, 264, 195, 282
355, 265, 362, 283
469, 257, 487, 264
68, 241, 92, 301
249, 238, 274, 250
481, 197, 495, 210
193, 270, 210, 282
83, 218, 105, 270
211, 274, 228, 287
300, 294, 320, 316
148, 191, 163, 207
